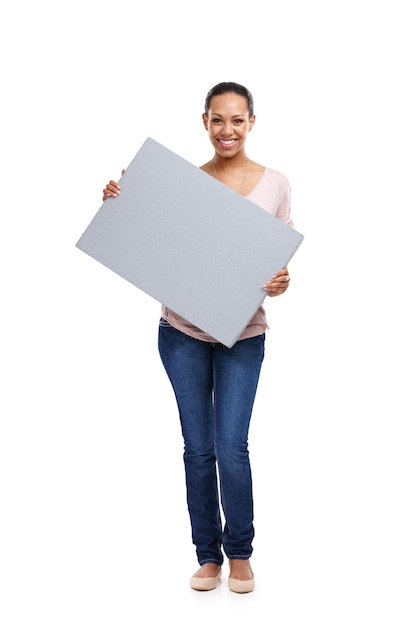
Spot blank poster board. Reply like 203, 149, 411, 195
76, 138, 304, 347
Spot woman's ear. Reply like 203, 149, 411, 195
202, 113, 209, 130
249, 115, 256, 132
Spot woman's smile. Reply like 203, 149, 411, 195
217, 138, 238, 148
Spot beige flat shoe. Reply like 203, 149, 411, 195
228, 561, 255, 593
228, 575, 255, 593
190, 567, 222, 591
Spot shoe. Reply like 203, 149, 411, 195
228, 576, 255, 593
228, 560, 255, 593
190, 566, 222, 591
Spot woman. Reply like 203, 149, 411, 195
103, 82, 293, 593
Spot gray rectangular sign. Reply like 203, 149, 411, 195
76, 138, 304, 347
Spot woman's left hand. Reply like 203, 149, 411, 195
263, 267, 290, 297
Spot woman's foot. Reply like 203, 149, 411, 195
190, 563, 222, 591
228, 559, 255, 593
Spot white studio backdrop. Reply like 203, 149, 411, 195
1, 1, 416, 625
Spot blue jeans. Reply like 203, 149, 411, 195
158, 319, 265, 565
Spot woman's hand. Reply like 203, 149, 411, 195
102, 169, 125, 201
263, 267, 290, 297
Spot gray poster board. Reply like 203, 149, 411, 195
76, 138, 304, 347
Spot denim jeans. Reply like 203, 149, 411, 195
158, 318, 265, 565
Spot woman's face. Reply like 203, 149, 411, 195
203, 92, 255, 158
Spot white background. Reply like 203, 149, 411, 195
1, 1, 416, 624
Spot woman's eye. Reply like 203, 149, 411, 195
234, 119, 243, 124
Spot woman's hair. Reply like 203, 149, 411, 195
204, 82, 254, 117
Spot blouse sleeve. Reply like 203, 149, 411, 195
275, 173, 293, 227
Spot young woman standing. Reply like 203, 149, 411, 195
103, 82, 293, 593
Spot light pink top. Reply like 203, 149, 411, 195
161, 167, 293, 343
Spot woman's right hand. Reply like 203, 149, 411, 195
102, 169, 125, 201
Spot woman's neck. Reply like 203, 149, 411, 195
211, 155, 250, 195
212, 152, 249, 172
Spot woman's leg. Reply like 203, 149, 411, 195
158, 320, 223, 565
213, 334, 265, 560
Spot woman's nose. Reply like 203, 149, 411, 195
222, 123, 233, 135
